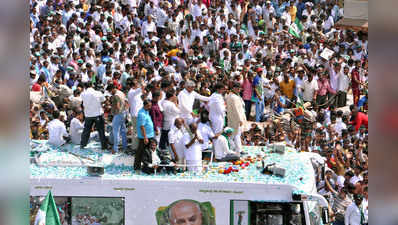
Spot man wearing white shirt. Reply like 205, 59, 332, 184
263, 73, 278, 101
160, 90, 181, 150
141, 15, 156, 37
177, 80, 209, 124
47, 111, 69, 147
208, 83, 226, 134
294, 67, 306, 99
302, 73, 318, 103
362, 187, 368, 225
345, 194, 364, 225
70, 110, 85, 145
281, 7, 292, 25
197, 112, 218, 151
213, 127, 240, 161
80, 82, 107, 149
337, 66, 350, 107
350, 166, 363, 185
327, 62, 340, 107
182, 123, 204, 173
226, 21, 237, 36
127, 78, 144, 149
156, 3, 168, 36
191, 0, 202, 19
323, 10, 334, 33
168, 118, 186, 165
30, 70, 38, 89
335, 111, 347, 136
262, 1, 275, 23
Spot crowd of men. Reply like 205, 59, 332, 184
29, 0, 368, 224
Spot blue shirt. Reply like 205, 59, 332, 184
358, 96, 367, 112
137, 108, 155, 139
40, 67, 51, 83
275, 96, 286, 115
252, 75, 263, 102
296, 2, 306, 20
97, 64, 106, 82
273, 1, 288, 17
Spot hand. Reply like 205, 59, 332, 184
239, 121, 243, 127
174, 155, 179, 162
144, 137, 149, 144
198, 138, 204, 144
155, 129, 159, 136
153, 165, 159, 169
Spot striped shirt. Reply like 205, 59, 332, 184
331, 193, 352, 221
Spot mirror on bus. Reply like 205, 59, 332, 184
321, 207, 329, 224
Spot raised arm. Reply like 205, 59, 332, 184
324, 173, 338, 195
193, 91, 210, 102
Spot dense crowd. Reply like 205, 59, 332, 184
29, 0, 368, 224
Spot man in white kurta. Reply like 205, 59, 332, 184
168, 118, 186, 165
177, 80, 209, 124
127, 80, 144, 149
47, 111, 69, 147
160, 90, 181, 150
345, 194, 363, 225
182, 123, 204, 173
70, 111, 84, 145
197, 115, 216, 151
213, 127, 239, 161
208, 83, 226, 134
226, 82, 246, 154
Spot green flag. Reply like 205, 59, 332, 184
289, 18, 304, 38
91, 73, 96, 84
34, 191, 61, 225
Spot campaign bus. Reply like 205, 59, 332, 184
30, 141, 329, 225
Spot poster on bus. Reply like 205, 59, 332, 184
155, 199, 216, 225
231, 200, 249, 225
71, 197, 125, 225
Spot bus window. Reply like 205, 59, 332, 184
247, 202, 305, 225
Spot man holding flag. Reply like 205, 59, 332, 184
34, 191, 61, 225
289, 17, 304, 39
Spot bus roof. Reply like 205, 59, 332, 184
30, 140, 316, 194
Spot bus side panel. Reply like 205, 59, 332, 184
31, 179, 296, 225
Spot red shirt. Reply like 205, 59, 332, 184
326, 157, 336, 170
112, 79, 122, 90
150, 102, 163, 130
31, 83, 42, 92
241, 78, 253, 101
354, 112, 368, 132
351, 68, 360, 90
